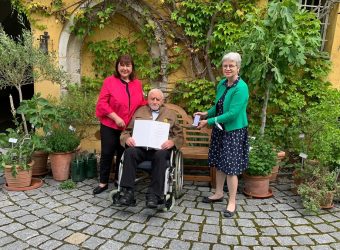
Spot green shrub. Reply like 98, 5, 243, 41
247, 136, 277, 176
46, 127, 80, 153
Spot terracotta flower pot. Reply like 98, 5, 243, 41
31, 151, 49, 176
50, 151, 73, 181
243, 173, 273, 198
320, 191, 335, 209
4, 163, 33, 188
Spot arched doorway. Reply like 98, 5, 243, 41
0, 0, 32, 132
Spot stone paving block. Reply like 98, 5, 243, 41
155, 211, 175, 219
97, 228, 118, 238
291, 246, 311, 250
60, 197, 80, 205
319, 214, 338, 223
83, 225, 104, 235
24, 203, 43, 212
275, 236, 298, 246
6, 209, 30, 218
13, 228, 39, 240
117, 243, 143, 250
97, 240, 125, 250
282, 211, 303, 218
168, 239, 191, 249
1, 240, 29, 250
54, 205, 75, 214
160, 228, 179, 239
0, 222, 25, 234
288, 217, 310, 225
222, 226, 242, 235
113, 231, 132, 242
82, 236, 106, 249
212, 243, 231, 250
272, 219, 291, 226
0, 230, 5, 237
313, 223, 337, 233
310, 246, 332, 250
233, 246, 253, 250
129, 233, 150, 245
329, 231, 340, 241
293, 235, 315, 245
191, 242, 211, 250
237, 218, 255, 227
111, 211, 133, 220
93, 216, 111, 226
0, 200, 13, 208
57, 244, 80, 250
330, 242, 340, 249
240, 236, 259, 246
268, 211, 286, 218
182, 222, 200, 231
181, 231, 199, 241
277, 226, 298, 235
109, 220, 130, 229
40, 224, 62, 235
259, 227, 278, 236
31, 207, 53, 217
258, 236, 277, 246
26, 219, 50, 229
43, 212, 65, 223
146, 217, 165, 226
294, 225, 318, 234
243, 205, 261, 212
309, 234, 336, 244
185, 207, 203, 215
180, 200, 197, 208
220, 235, 239, 245
203, 224, 220, 234
67, 221, 89, 231
65, 232, 90, 245
65, 210, 84, 218
0, 217, 13, 226
126, 222, 145, 233
190, 215, 205, 223
236, 212, 255, 219
55, 217, 76, 227
98, 208, 117, 217
221, 218, 237, 226
143, 225, 163, 236
127, 213, 148, 223
0, 236, 15, 246
174, 213, 190, 221
26, 235, 51, 247
205, 216, 219, 225
240, 227, 258, 236
253, 212, 271, 219
259, 204, 276, 211
50, 229, 74, 240
15, 214, 39, 224
254, 218, 273, 227
200, 233, 218, 243
274, 203, 295, 211
254, 247, 271, 250
39, 239, 63, 250
146, 236, 169, 248
163, 220, 183, 229
78, 213, 98, 223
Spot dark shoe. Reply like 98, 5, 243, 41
93, 185, 108, 195
223, 206, 237, 218
202, 196, 224, 203
146, 194, 159, 209
118, 189, 135, 206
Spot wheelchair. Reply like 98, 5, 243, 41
109, 148, 184, 211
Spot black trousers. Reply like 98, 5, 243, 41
99, 124, 124, 184
120, 147, 171, 197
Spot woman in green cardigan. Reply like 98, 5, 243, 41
196, 52, 249, 218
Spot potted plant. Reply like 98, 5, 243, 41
243, 136, 277, 198
17, 94, 71, 176
0, 128, 36, 188
46, 127, 81, 181
298, 165, 339, 213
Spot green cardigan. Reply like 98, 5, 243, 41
207, 78, 249, 131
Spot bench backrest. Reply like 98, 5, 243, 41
165, 103, 211, 148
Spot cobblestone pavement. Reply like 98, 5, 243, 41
0, 174, 339, 250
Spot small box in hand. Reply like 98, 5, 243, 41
192, 115, 200, 127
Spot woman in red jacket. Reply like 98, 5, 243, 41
93, 54, 145, 195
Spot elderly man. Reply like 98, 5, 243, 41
119, 89, 183, 208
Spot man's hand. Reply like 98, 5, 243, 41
161, 140, 174, 150
197, 119, 208, 129
126, 137, 136, 147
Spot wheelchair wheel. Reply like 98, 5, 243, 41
109, 189, 120, 204
174, 151, 184, 199
162, 194, 175, 212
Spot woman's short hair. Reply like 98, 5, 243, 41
222, 52, 242, 68
114, 54, 135, 80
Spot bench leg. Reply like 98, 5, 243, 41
210, 167, 216, 189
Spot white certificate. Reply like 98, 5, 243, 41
132, 120, 170, 149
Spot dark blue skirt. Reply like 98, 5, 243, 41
208, 127, 249, 175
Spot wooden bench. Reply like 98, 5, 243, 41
165, 103, 216, 188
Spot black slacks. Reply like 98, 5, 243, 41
120, 147, 171, 197
99, 124, 124, 184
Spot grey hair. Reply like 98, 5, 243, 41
222, 52, 242, 68
148, 88, 164, 99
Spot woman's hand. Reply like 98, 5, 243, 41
197, 119, 208, 129
114, 116, 126, 128
193, 111, 208, 118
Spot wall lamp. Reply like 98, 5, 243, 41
38, 31, 50, 54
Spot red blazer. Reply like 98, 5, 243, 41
95, 76, 145, 130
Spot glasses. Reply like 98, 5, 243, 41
222, 64, 237, 69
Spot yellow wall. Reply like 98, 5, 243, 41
324, 3, 340, 89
